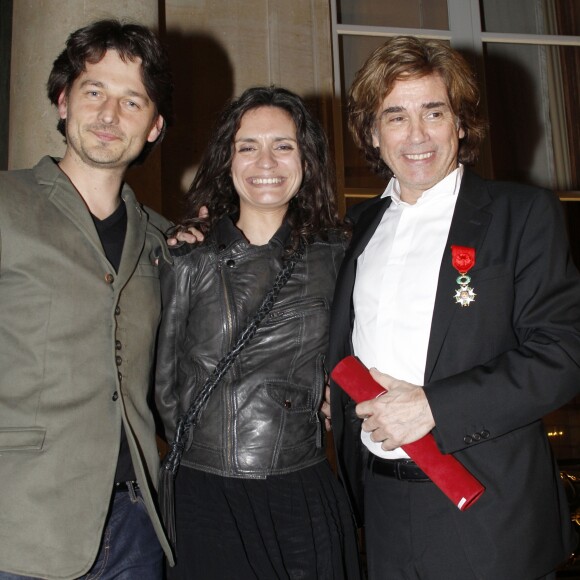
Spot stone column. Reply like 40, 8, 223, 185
9, 0, 163, 212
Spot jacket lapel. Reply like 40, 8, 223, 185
35, 157, 150, 292
330, 196, 392, 361
339, 196, 392, 322
116, 188, 148, 290
424, 170, 493, 382
37, 158, 109, 263
347, 196, 392, 263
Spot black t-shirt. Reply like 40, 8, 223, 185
92, 202, 136, 484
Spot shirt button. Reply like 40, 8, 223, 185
105, 273, 114, 284
115, 340, 122, 350
118, 372, 122, 382
112, 391, 119, 401
115, 306, 121, 316
116, 356, 122, 366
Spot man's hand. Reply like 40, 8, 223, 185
167, 206, 208, 246
167, 228, 204, 245
356, 368, 435, 450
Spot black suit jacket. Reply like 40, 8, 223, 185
328, 169, 580, 579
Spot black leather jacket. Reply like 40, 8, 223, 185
156, 216, 346, 478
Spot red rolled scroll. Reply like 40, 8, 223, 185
331, 356, 484, 511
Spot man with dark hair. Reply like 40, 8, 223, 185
0, 19, 174, 579
326, 36, 580, 579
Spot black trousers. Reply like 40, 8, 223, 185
364, 462, 557, 580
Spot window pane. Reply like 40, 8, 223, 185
481, 0, 580, 35
484, 43, 580, 191
337, 0, 448, 29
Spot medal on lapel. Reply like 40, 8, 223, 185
451, 246, 476, 307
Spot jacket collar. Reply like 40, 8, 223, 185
33, 156, 149, 289
34, 156, 102, 252
117, 187, 148, 289
346, 195, 392, 263
214, 214, 292, 251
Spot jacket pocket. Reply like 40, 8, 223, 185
0, 427, 46, 451
266, 380, 313, 412
264, 380, 322, 466
263, 297, 328, 326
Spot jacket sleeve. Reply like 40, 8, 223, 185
155, 254, 192, 442
424, 187, 580, 454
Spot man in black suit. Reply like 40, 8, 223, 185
327, 35, 580, 579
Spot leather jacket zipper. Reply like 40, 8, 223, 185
220, 261, 236, 473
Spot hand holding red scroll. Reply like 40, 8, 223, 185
331, 356, 484, 511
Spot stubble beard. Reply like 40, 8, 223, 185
67, 124, 138, 170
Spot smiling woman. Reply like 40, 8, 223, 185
231, 106, 303, 244
154, 86, 361, 580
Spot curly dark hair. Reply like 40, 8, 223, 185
182, 86, 344, 252
348, 36, 487, 180
47, 19, 173, 165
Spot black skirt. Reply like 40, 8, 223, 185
168, 461, 361, 580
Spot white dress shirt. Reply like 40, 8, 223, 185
352, 166, 463, 459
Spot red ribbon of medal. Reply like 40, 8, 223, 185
451, 246, 476, 307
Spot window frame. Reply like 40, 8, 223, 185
330, 0, 580, 211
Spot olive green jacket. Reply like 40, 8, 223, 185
0, 157, 174, 578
